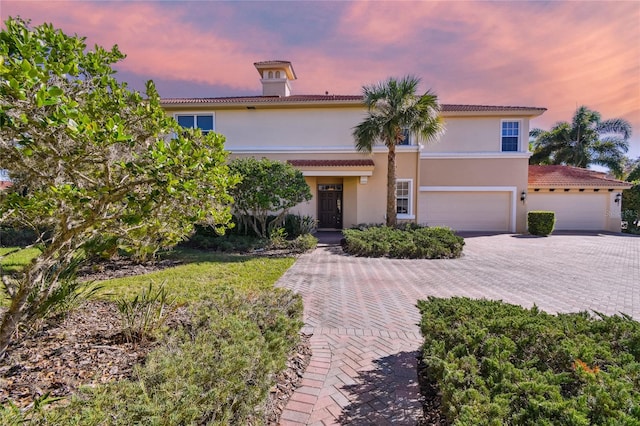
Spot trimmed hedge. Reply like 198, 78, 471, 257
342, 225, 464, 259
528, 211, 555, 236
418, 297, 640, 425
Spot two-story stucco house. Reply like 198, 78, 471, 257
161, 61, 631, 233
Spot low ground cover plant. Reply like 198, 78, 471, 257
418, 297, 640, 425
342, 224, 464, 258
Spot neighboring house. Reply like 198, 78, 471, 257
161, 60, 631, 233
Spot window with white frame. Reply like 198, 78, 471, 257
176, 114, 215, 134
501, 121, 520, 152
396, 179, 413, 217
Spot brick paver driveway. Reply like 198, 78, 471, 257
276, 232, 640, 425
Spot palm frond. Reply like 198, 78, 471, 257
597, 118, 632, 140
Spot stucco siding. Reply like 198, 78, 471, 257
216, 108, 366, 150
423, 116, 531, 153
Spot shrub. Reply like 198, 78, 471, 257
528, 211, 556, 236
622, 209, 640, 234
0, 226, 40, 247
284, 214, 317, 238
32, 288, 303, 425
342, 225, 464, 259
418, 297, 640, 425
116, 282, 174, 343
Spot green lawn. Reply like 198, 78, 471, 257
98, 249, 295, 303
0, 247, 295, 303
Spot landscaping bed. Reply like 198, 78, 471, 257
418, 297, 640, 425
0, 249, 310, 425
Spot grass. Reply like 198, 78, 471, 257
0, 246, 39, 274
98, 248, 296, 303
0, 247, 295, 303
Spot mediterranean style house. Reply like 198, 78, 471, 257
161, 61, 632, 233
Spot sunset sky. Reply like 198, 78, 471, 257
2, 0, 639, 160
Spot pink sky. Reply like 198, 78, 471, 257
2, 0, 639, 159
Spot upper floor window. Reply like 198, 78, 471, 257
268, 71, 273, 78
176, 114, 214, 134
398, 128, 412, 146
501, 121, 520, 152
396, 179, 413, 218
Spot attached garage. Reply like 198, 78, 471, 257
527, 192, 607, 230
418, 187, 516, 232
527, 165, 632, 232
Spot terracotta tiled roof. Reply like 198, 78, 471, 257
443, 104, 546, 113
161, 96, 545, 113
287, 159, 375, 167
528, 165, 632, 188
161, 95, 363, 105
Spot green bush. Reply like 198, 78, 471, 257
26, 288, 304, 425
418, 297, 640, 425
284, 214, 317, 238
0, 226, 40, 247
528, 211, 556, 236
622, 209, 640, 234
342, 225, 464, 259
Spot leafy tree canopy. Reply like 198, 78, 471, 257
0, 17, 236, 356
529, 106, 631, 176
229, 157, 311, 238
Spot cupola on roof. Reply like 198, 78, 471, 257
254, 60, 297, 97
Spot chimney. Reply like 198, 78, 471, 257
254, 60, 297, 97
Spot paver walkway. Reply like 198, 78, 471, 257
276, 232, 640, 425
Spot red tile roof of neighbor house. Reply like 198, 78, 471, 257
287, 159, 375, 167
528, 165, 632, 188
161, 95, 546, 113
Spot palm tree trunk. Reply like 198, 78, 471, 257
386, 144, 397, 227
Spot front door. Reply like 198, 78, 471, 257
318, 184, 343, 229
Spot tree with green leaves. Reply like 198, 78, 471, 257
353, 76, 444, 227
621, 156, 640, 231
229, 157, 311, 238
529, 106, 632, 176
0, 18, 236, 357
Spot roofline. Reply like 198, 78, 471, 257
160, 97, 546, 115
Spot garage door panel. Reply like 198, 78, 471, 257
419, 191, 511, 232
527, 193, 606, 230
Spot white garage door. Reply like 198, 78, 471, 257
527, 192, 607, 230
419, 191, 512, 232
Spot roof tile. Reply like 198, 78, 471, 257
287, 159, 374, 167
528, 165, 632, 188
160, 95, 545, 112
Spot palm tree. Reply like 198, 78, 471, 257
353, 76, 444, 227
529, 106, 631, 176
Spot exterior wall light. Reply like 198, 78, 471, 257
520, 191, 526, 203
615, 193, 622, 204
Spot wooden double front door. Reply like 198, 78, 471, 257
318, 184, 343, 229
